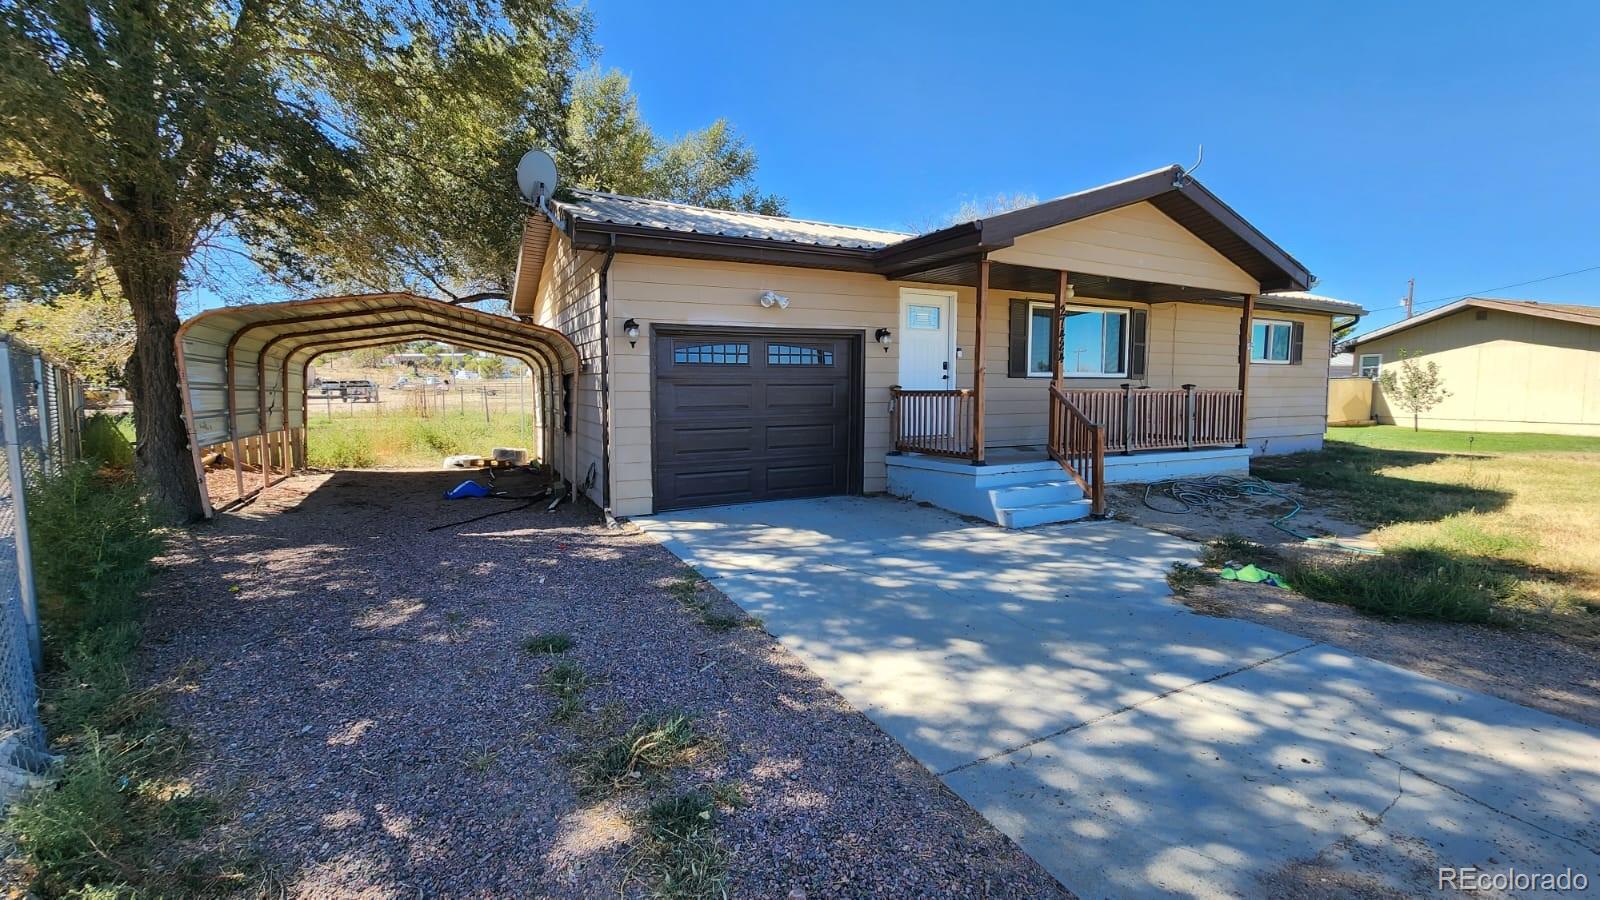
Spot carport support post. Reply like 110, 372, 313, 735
1236, 293, 1256, 448
972, 257, 988, 464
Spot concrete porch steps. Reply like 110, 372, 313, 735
885, 444, 1251, 529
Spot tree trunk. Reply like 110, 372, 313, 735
114, 247, 206, 523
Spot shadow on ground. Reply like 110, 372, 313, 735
145, 469, 1064, 897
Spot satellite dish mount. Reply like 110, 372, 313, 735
516, 149, 560, 211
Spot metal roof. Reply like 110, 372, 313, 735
1259, 291, 1368, 316
555, 189, 911, 250
175, 293, 580, 515
1349, 297, 1600, 346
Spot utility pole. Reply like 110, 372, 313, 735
1404, 278, 1415, 319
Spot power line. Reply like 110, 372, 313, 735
1408, 264, 1600, 315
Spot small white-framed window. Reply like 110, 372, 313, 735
1026, 302, 1129, 377
1251, 319, 1294, 364
1358, 353, 1382, 378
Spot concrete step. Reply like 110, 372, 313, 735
989, 479, 1083, 508
994, 497, 1095, 529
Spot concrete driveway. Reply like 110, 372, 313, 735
636, 496, 1600, 898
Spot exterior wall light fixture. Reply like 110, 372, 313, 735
622, 318, 640, 347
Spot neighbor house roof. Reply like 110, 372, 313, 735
1349, 297, 1600, 346
519, 166, 1343, 313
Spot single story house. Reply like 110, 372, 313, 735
510, 165, 1366, 525
1349, 297, 1600, 436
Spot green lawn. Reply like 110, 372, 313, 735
1323, 425, 1600, 455
1253, 426, 1600, 635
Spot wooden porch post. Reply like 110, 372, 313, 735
1236, 293, 1256, 448
972, 257, 989, 463
1050, 271, 1067, 450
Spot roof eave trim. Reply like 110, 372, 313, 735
570, 223, 882, 272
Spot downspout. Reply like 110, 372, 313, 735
596, 233, 618, 524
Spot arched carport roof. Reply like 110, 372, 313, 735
175, 292, 580, 513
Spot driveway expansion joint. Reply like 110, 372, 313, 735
935, 639, 1322, 777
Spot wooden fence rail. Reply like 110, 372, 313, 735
889, 387, 978, 460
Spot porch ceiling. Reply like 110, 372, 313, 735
902, 260, 1250, 305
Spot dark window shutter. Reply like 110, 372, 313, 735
1008, 299, 1029, 378
1289, 321, 1305, 365
1129, 309, 1148, 380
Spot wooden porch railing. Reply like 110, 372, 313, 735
889, 386, 978, 460
1060, 385, 1242, 454
1046, 386, 1106, 516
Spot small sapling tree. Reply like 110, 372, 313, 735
1378, 349, 1451, 431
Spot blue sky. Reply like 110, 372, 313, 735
588, 0, 1600, 331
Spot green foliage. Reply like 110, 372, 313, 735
563, 69, 786, 217
27, 464, 162, 646
1284, 548, 1509, 623
1377, 350, 1451, 431
0, 261, 133, 383
6, 463, 244, 896
306, 411, 532, 468
80, 414, 135, 470
1165, 563, 1210, 596
637, 791, 728, 899
522, 633, 573, 655
541, 660, 590, 720
576, 713, 699, 794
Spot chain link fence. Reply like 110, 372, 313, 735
0, 333, 86, 763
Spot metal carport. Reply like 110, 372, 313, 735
175, 293, 580, 517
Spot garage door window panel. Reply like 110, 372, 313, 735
674, 342, 749, 365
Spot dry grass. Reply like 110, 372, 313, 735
306, 410, 535, 468
1256, 427, 1600, 638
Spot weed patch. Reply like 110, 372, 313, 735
575, 713, 700, 795
541, 661, 590, 721
6, 462, 249, 896
1283, 548, 1511, 623
633, 791, 728, 899
1198, 534, 1270, 568
522, 632, 573, 655
1165, 563, 1210, 596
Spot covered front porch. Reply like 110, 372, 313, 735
883, 255, 1266, 524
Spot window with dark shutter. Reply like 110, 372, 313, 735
1008, 299, 1030, 377
1129, 309, 1148, 380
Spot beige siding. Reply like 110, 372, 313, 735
535, 229, 1331, 516
1359, 309, 1600, 435
606, 254, 917, 517
988, 202, 1260, 295
971, 296, 1332, 452
531, 231, 605, 504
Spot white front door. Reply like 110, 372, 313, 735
898, 289, 955, 390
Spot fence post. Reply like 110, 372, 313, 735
32, 357, 53, 477
1121, 382, 1134, 456
1183, 384, 1196, 451
0, 342, 42, 671
887, 386, 901, 456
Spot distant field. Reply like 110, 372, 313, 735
307, 410, 537, 468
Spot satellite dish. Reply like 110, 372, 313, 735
516, 149, 560, 203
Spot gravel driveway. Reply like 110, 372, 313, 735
144, 469, 1067, 897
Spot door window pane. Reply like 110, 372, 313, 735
907, 305, 941, 329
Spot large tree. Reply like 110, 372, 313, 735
1, 0, 783, 521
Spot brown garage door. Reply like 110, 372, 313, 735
653, 329, 861, 511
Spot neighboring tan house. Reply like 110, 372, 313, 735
509, 165, 1366, 525
1349, 297, 1600, 436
